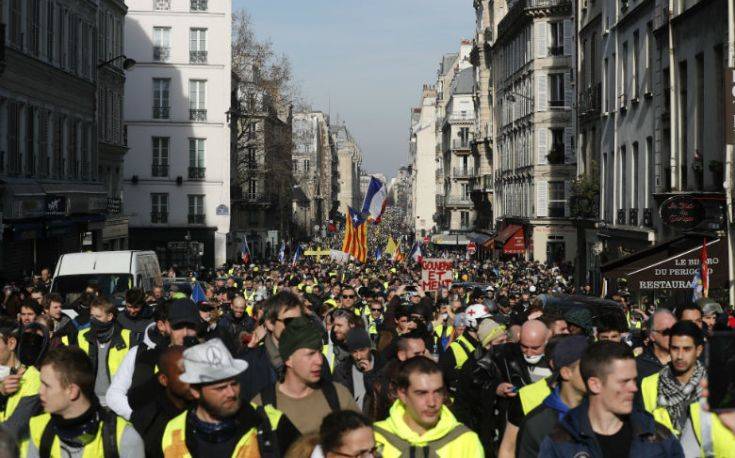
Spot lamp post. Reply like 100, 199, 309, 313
97, 55, 136, 70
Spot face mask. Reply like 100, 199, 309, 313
18, 333, 46, 367
524, 354, 543, 365
90, 318, 114, 333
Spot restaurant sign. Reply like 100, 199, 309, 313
659, 196, 704, 229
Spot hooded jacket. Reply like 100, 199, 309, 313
516, 387, 570, 457
373, 400, 484, 458
538, 399, 684, 458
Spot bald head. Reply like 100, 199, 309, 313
520, 320, 549, 357
652, 308, 676, 329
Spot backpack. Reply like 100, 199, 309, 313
260, 381, 341, 412
373, 424, 472, 458
39, 409, 119, 458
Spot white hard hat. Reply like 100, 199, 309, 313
464, 304, 492, 329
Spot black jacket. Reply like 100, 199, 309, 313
332, 350, 384, 415
116, 306, 155, 344
635, 345, 666, 384
130, 384, 186, 458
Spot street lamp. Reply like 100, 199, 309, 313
97, 55, 137, 70
505, 91, 533, 104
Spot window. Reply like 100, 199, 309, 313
47, 1, 55, 63
53, 115, 64, 177
603, 57, 609, 112
153, 78, 170, 119
69, 15, 79, 73
549, 181, 566, 217
190, 0, 208, 11
645, 22, 653, 94
549, 128, 564, 164
189, 28, 207, 63
304, 159, 310, 172
549, 73, 564, 107
188, 195, 205, 224
153, 27, 171, 62
152, 137, 169, 177
631, 142, 639, 208
620, 146, 627, 209
292, 160, 298, 172
247, 180, 257, 198
9, 0, 22, 48
7, 102, 20, 176
460, 183, 470, 199
151, 193, 168, 223
39, 110, 49, 177
549, 22, 563, 55
29, 0, 41, 56
632, 31, 639, 99
189, 80, 207, 121
188, 138, 205, 179
154, 0, 171, 11
621, 42, 628, 105
246, 146, 256, 167
25, 107, 36, 177
460, 211, 470, 228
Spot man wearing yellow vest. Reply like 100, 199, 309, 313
162, 338, 299, 457
26, 346, 144, 457
640, 321, 735, 457
373, 356, 484, 457
65, 296, 133, 408
438, 304, 491, 393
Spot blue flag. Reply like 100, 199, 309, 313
278, 241, 286, 263
191, 281, 206, 303
292, 244, 302, 266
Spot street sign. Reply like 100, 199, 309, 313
727, 68, 735, 145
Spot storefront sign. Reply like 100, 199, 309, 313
659, 196, 704, 229
727, 68, 735, 145
420, 258, 454, 291
504, 228, 526, 254
45, 195, 67, 216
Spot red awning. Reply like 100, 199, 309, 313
494, 224, 522, 245
503, 227, 526, 254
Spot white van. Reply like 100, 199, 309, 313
50, 250, 162, 306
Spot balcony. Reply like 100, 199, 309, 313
579, 83, 602, 116
617, 208, 627, 225
629, 208, 639, 226
107, 198, 122, 215
189, 50, 207, 64
452, 167, 476, 178
507, 0, 570, 13
188, 167, 206, 180
152, 164, 169, 177
451, 139, 472, 151
153, 106, 170, 119
151, 212, 168, 224
447, 113, 475, 123
153, 46, 170, 62
188, 214, 205, 224
80, 161, 90, 179
444, 195, 473, 207
190, 109, 207, 121
190, 0, 207, 11
643, 208, 654, 227
238, 193, 273, 207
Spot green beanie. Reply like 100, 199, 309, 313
279, 317, 324, 362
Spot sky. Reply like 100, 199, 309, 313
233, 0, 475, 180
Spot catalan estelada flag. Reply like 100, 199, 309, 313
342, 207, 368, 262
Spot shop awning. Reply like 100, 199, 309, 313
431, 234, 470, 246
466, 232, 493, 245
601, 235, 728, 291
494, 224, 523, 245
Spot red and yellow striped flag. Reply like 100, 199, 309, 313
342, 207, 368, 263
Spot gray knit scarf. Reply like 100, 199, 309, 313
657, 361, 706, 433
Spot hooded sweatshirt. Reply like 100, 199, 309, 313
373, 401, 483, 458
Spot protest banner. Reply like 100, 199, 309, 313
420, 258, 454, 291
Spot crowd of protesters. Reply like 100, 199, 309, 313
0, 253, 732, 457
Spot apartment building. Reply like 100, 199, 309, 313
123, 0, 231, 269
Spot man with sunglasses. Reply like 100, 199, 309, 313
340, 286, 366, 316
364, 299, 385, 343
107, 298, 200, 420
636, 309, 676, 382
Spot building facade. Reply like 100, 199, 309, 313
0, 0, 118, 278
230, 68, 292, 260
331, 123, 362, 215
291, 111, 336, 239
493, 0, 577, 264
123, 0, 231, 269
408, 86, 438, 237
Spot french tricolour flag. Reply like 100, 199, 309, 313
361, 176, 388, 223
407, 241, 423, 264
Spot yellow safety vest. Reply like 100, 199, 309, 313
29, 412, 128, 457
448, 335, 476, 370
324, 298, 338, 309
519, 377, 552, 415
66, 328, 132, 379
322, 344, 336, 372
243, 289, 256, 301
161, 403, 283, 458
641, 372, 735, 457
0, 365, 40, 422
626, 311, 642, 330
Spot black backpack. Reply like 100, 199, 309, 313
39, 409, 118, 458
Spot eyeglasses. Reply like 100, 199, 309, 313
370, 308, 383, 312
330, 445, 382, 458
276, 317, 296, 327
342, 295, 356, 299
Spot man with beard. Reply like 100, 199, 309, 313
26, 347, 144, 457
162, 338, 299, 456
253, 317, 358, 434
131, 346, 194, 458
107, 298, 200, 420
640, 321, 734, 456
323, 309, 357, 372
333, 327, 384, 413
116, 288, 154, 344
42, 293, 76, 343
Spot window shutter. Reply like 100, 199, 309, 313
536, 73, 548, 111
563, 19, 572, 56
564, 71, 573, 108
564, 181, 572, 217
537, 127, 548, 165
564, 127, 574, 164
536, 181, 549, 217
535, 22, 548, 58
